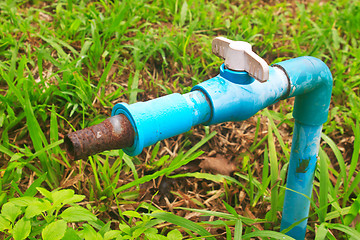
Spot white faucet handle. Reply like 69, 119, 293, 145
212, 37, 269, 82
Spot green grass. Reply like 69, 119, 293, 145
0, 0, 360, 239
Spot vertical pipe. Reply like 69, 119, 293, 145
276, 57, 332, 239
280, 121, 323, 239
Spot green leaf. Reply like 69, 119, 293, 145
145, 228, 158, 235
13, 217, 31, 240
64, 194, 86, 205
24, 88, 51, 177
42, 220, 67, 240
234, 219, 242, 240
321, 133, 346, 187
326, 223, 360, 239
318, 149, 329, 222
223, 201, 239, 218
128, 69, 140, 104
51, 189, 85, 206
242, 230, 294, 239
315, 223, 328, 240
122, 211, 141, 219
1, 202, 22, 223
179, 0, 188, 26
62, 228, 82, 240
0, 215, 11, 231
167, 229, 183, 240
104, 230, 122, 240
344, 194, 360, 226
123, 154, 139, 181
132, 227, 147, 238
25, 200, 51, 219
24, 173, 47, 197
170, 172, 225, 183
9, 196, 37, 207
177, 207, 261, 225
115, 132, 216, 194
38, 35, 69, 60
53, 189, 74, 206
150, 211, 215, 240
98, 220, 111, 237
60, 206, 97, 222
144, 232, 168, 240
37, 187, 53, 201
267, 121, 279, 222
78, 224, 103, 240
118, 223, 131, 235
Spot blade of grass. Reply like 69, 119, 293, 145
315, 223, 328, 240
128, 69, 140, 104
321, 133, 347, 191
115, 132, 216, 194
249, 119, 287, 153
96, 52, 119, 96
242, 230, 295, 240
150, 211, 216, 240
347, 120, 360, 186
267, 120, 279, 222
123, 154, 139, 181
326, 223, 360, 239
88, 156, 102, 194
344, 193, 360, 226
234, 219, 242, 240
114, 151, 203, 195
263, 109, 290, 160
318, 148, 329, 222
175, 207, 264, 225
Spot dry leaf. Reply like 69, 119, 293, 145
199, 155, 237, 175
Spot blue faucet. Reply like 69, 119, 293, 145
66, 37, 333, 239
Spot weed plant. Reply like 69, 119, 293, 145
0, 0, 360, 239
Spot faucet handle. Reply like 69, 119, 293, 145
212, 37, 269, 82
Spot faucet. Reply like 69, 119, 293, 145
64, 37, 333, 239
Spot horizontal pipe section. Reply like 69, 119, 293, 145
111, 90, 211, 156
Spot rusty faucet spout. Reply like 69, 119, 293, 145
64, 114, 135, 160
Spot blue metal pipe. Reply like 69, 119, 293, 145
276, 57, 333, 239
192, 64, 288, 125
112, 64, 289, 155
280, 122, 323, 239
111, 56, 332, 239
275, 56, 333, 126
112, 90, 211, 156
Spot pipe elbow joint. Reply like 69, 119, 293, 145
275, 56, 333, 126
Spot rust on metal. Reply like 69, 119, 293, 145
64, 114, 135, 160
